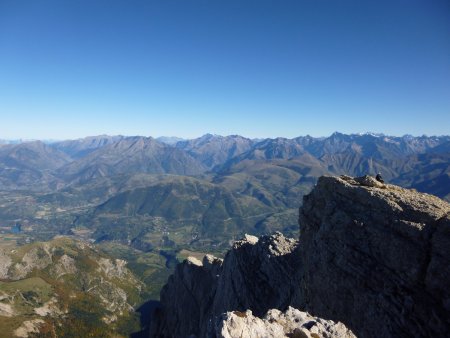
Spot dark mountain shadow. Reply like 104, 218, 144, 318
130, 300, 161, 338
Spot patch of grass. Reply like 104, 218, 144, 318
0, 277, 53, 335
0, 316, 34, 338
0, 277, 53, 301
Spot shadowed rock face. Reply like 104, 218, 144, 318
211, 234, 300, 319
151, 175, 450, 338
154, 255, 223, 337
299, 175, 450, 337
151, 233, 301, 337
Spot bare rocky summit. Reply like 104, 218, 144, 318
211, 307, 355, 338
299, 175, 450, 337
151, 175, 450, 338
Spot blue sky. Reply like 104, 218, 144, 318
0, 0, 449, 139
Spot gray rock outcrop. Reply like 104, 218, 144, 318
299, 175, 450, 337
211, 307, 355, 338
152, 175, 450, 337
211, 233, 300, 318
151, 232, 301, 337
153, 255, 223, 337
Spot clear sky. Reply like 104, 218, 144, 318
0, 0, 449, 140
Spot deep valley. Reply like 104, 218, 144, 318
0, 132, 449, 336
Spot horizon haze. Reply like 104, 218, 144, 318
1, 130, 450, 145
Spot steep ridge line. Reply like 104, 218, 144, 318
299, 175, 450, 337
151, 175, 450, 337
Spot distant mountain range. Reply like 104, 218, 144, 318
1, 132, 448, 196
0, 132, 448, 250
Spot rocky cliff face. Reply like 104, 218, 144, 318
151, 233, 305, 337
299, 175, 450, 337
152, 175, 450, 338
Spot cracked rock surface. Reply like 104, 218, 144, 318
211, 306, 355, 338
299, 175, 450, 337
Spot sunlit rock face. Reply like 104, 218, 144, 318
299, 175, 450, 337
211, 307, 355, 338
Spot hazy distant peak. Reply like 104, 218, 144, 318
0, 140, 70, 173
156, 136, 185, 145
174, 133, 255, 169
0, 139, 23, 145
198, 133, 220, 141
255, 137, 291, 146
353, 132, 385, 138
111, 136, 161, 149
51, 135, 126, 159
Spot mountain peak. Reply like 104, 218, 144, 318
156, 136, 185, 145
299, 175, 450, 337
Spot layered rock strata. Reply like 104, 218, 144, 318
299, 175, 450, 337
